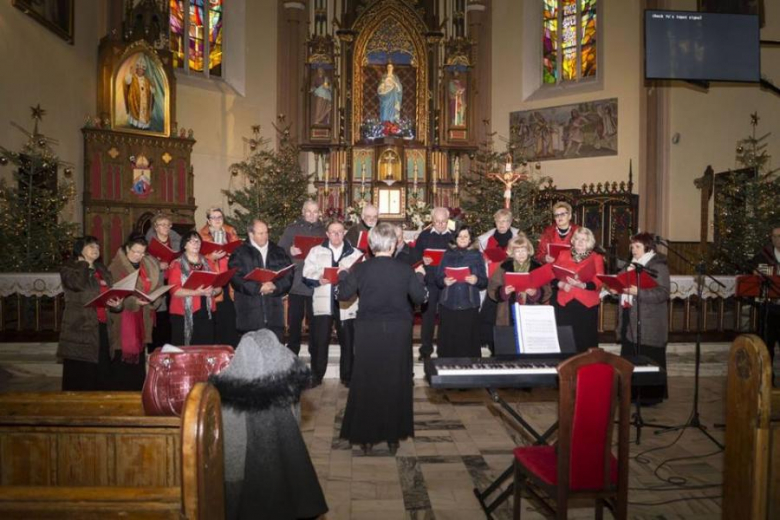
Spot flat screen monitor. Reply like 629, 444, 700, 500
644, 10, 760, 83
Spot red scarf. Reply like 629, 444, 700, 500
119, 264, 151, 363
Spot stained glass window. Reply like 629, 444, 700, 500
542, 0, 597, 85
170, 0, 223, 78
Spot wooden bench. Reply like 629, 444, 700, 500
0, 382, 224, 519
723, 334, 780, 519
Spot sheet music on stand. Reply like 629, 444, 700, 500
511, 304, 561, 354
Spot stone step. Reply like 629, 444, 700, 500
0, 341, 735, 382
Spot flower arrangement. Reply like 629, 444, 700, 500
323, 206, 344, 221
406, 199, 433, 230
360, 117, 415, 141
345, 198, 367, 225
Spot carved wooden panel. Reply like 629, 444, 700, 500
0, 433, 54, 485
82, 128, 197, 257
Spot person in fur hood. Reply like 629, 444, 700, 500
210, 329, 327, 520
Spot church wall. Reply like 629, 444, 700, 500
664, 0, 780, 241
175, 0, 277, 227
0, 1, 106, 224
491, 0, 643, 196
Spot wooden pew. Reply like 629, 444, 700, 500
723, 334, 780, 520
0, 382, 224, 519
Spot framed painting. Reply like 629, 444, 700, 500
111, 44, 171, 137
13, 0, 74, 44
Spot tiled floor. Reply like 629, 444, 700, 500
301, 376, 726, 519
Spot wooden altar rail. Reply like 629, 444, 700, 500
0, 383, 225, 520
723, 335, 780, 519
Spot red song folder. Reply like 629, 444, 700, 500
423, 248, 446, 266
84, 271, 172, 307
199, 240, 243, 256
181, 268, 238, 290
552, 257, 597, 283
597, 270, 658, 291
445, 266, 470, 283
356, 231, 369, 251
148, 238, 182, 264
243, 264, 294, 284
293, 236, 323, 259
548, 243, 571, 259
322, 266, 340, 284
505, 269, 551, 292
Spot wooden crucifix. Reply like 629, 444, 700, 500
488, 154, 527, 209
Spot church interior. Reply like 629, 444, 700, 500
0, 0, 779, 518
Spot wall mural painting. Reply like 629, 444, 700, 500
509, 98, 618, 162
112, 49, 170, 136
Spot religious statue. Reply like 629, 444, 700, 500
377, 63, 403, 123
311, 67, 332, 126
488, 157, 528, 209
123, 56, 156, 130
448, 71, 466, 127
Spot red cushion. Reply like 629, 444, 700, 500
570, 363, 615, 489
514, 445, 617, 490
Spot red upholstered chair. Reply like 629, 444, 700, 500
512, 348, 633, 519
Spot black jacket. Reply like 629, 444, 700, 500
413, 228, 453, 285
394, 242, 421, 266
229, 240, 293, 331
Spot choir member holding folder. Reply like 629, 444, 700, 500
611, 232, 671, 403
229, 220, 293, 342
145, 214, 181, 350
303, 220, 364, 387
59, 236, 123, 391
436, 225, 488, 358
278, 200, 327, 355
536, 201, 579, 264
552, 227, 604, 352
198, 206, 241, 347
487, 235, 550, 327
169, 231, 222, 346
413, 207, 453, 360
108, 234, 164, 390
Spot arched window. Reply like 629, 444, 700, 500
543, 0, 597, 85
170, 0, 223, 78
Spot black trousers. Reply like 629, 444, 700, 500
150, 309, 172, 352
286, 293, 313, 355
61, 323, 111, 391
309, 309, 354, 383
419, 283, 441, 357
214, 292, 239, 348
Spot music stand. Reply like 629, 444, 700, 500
653, 238, 725, 450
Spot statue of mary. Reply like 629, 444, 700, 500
377, 63, 403, 123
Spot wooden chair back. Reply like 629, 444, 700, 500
556, 348, 633, 513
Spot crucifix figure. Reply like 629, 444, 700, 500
488, 155, 527, 209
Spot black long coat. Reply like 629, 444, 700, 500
229, 240, 293, 332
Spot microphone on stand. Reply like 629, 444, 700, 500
631, 261, 658, 277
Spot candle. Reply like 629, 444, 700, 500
413, 161, 419, 192
432, 163, 437, 194
454, 157, 460, 194
361, 163, 366, 195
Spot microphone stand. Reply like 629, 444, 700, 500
627, 262, 673, 444
652, 236, 724, 450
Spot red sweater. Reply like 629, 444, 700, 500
535, 224, 580, 264
554, 249, 604, 308
168, 258, 219, 316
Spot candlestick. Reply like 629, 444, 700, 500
432, 163, 437, 194
454, 157, 460, 194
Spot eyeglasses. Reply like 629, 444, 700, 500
208, 215, 224, 221
553, 212, 569, 218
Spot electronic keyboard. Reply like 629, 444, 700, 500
425, 354, 665, 389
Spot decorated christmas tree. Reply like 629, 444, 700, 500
223, 122, 314, 242
460, 129, 550, 237
0, 105, 78, 272
711, 112, 780, 273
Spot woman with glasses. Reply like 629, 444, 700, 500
535, 201, 579, 264
108, 233, 163, 390
199, 206, 240, 347
59, 236, 123, 390
168, 231, 221, 346
145, 213, 181, 349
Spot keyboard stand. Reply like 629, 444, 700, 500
473, 388, 558, 519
